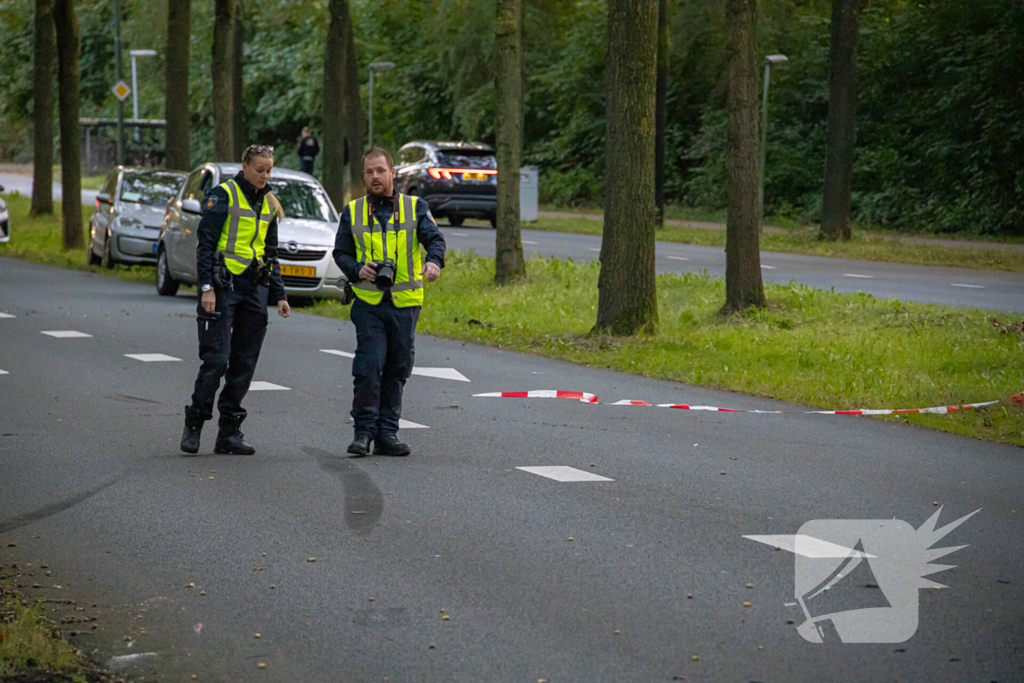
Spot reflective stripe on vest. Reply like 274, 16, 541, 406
349, 194, 423, 307
216, 179, 271, 275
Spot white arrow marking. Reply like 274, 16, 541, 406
125, 353, 181, 362
517, 466, 614, 482
412, 367, 470, 382
0, 312, 16, 318
320, 349, 355, 358
249, 381, 291, 391
399, 419, 428, 429
743, 534, 875, 558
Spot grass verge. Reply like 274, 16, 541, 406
304, 252, 1024, 447
530, 214, 1024, 274
0, 578, 88, 682
4, 190, 1021, 446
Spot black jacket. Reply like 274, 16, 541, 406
196, 171, 287, 304
298, 136, 320, 159
332, 193, 446, 287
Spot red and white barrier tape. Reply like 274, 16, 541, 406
471, 390, 1024, 416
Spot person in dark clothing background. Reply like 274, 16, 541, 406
180, 144, 291, 456
333, 146, 446, 457
297, 126, 320, 175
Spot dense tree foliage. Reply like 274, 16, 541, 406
0, 0, 1020, 236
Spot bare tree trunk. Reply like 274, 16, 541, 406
232, 0, 246, 160
344, 16, 363, 195
494, 0, 526, 285
654, 0, 668, 229
164, 0, 191, 170
212, 0, 235, 162
52, 0, 82, 250
594, 0, 659, 336
32, 0, 55, 216
821, 0, 862, 242
322, 0, 350, 206
721, 0, 765, 313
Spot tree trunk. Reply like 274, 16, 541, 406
212, 0, 235, 162
31, 0, 55, 216
231, 0, 245, 160
344, 15, 363, 195
594, 0, 659, 336
821, 0, 862, 242
654, 0, 669, 229
721, 0, 765, 314
52, 0, 82, 250
322, 0, 350, 206
494, 0, 526, 285
164, 0, 191, 170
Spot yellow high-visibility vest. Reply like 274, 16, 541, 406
216, 179, 272, 275
349, 194, 424, 307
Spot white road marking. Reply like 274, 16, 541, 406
322, 350, 469, 382
589, 247, 602, 252
0, 312, 15, 318
842, 273, 874, 279
399, 419, 428, 429
320, 349, 355, 358
761, 265, 777, 270
522, 240, 538, 245
41, 330, 92, 338
667, 256, 689, 261
125, 353, 181, 362
452, 232, 469, 237
412, 367, 470, 382
249, 381, 291, 391
951, 283, 985, 289
517, 466, 614, 482
743, 534, 875, 558
0, 369, 8, 375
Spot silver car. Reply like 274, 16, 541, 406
155, 163, 348, 299
88, 167, 186, 267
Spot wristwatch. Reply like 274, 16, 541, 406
201, 284, 213, 292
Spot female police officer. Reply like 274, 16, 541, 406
180, 144, 291, 455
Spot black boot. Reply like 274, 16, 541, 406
214, 414, 256, 455
373, 433, 411, 457
347, 434, 372, 457
180, 412, 203, 455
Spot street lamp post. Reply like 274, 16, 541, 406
759, 54, 788, 221
367, 61, 396, 149
129, 49, 157, 144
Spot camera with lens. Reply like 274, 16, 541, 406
373, 258, 397, 290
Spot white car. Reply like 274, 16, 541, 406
0, 185, 10, 243
155, 163, 348, 299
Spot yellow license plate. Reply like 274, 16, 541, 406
280, 264, 316, 278
464, 172, 487, 181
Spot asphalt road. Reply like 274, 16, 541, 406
3, 171, 1022, 313
1, 256, 1021, 682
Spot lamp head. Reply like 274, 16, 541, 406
765, 54, 789, 65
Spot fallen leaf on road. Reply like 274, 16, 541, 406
443, 615, 450, 621
200, 591, 206, 596
613, 630, 620, 635
687, 593, 693, 599
270, 585, 276, 589
743, 602, 751, 607
567, 537, 574, 542
186, 583, 194, 588
428, 643, 436, 649
258, 663, 266, 669
124, 636, 131, 641
746, 584, 753, 588
307, 558, 316, 563
255, 633, 260, 638
692, 655, 699, 661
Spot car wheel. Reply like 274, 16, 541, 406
156, 248, 180, 296
448, 215, 464, 227
87, 242, 102, 266
102, 233, 116, 269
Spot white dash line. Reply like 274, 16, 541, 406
589, 247, 602, 252
41, 330, 92, 338
249, 381, 291, 391
320, 349, 355, 358
522, 240, 538, 245
0, 312, 16, 319
516, 466, 614, 482
667, 256, 689, 261
125, 353, 181, 362
411, 367, 471, 382
452, 232, 469, 237
951, 283, 985, 289
0, 369, 8, 375
761, 265, 776, 270
843, 273, 874, 279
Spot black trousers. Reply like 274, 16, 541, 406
350, 296, 420, 438
299, 157, 315, 174
186, 276, 268, 424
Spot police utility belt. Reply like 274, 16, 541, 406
213, 252, 277, 289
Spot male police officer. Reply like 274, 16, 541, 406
333, 147, 446, 457
180, 144, 291, 455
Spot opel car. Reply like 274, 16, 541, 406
394, 141, 497, 227
155, 163, 347, 299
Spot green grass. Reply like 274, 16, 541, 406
530, 213, 1024, 274
0, 591, 88, 681
4, 189, 1021, 446
0, 191, 171, 286
303, 252, 1024, 447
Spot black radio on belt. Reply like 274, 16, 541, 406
256, 257, 278, 287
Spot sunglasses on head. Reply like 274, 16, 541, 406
243, 144, 275, 160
